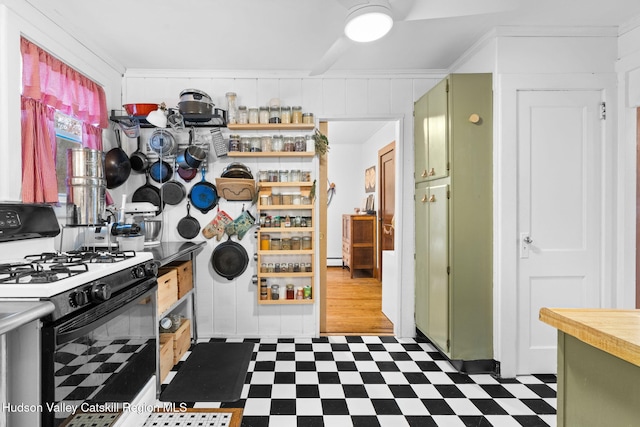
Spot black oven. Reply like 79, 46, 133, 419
40, 269, 158, 427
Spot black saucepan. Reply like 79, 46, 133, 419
132, 170, 164, 213
177, 202, 200, 240
189, 168, 218, 214
210, 237, 249, 280
130, 136, 149, 172
161, 157, 186, 205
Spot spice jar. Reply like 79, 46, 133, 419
286, 284, 294, 299
260, 234, 271, 250
248, 107, 259, 124
302, 236, 312, 250
269, 106, 281, 123
291, 236, 301, 250
272, 135, 284, 152
271, 284, 280, 300
270, 237, 281, 250
226, 92, 238, 124
283, 136, 295, 152
268, 170, 278, 182
292, 106, 303, 123
296, 287, 304, 299
259, 194, 271, 206
281, 238, 291, 250
290, 170, 301, 182
294, 136, 306, 152
259, 170, 269, 182
259, 106, 270, 124
260, 289, 268, 300
238, 106, 248, 124
302, 112, 314, 124
281, 106, 291, 124
303, 285, 312, 299
239, 136, 250, 152
260, 135, 273, 152
279, 170, 289, 182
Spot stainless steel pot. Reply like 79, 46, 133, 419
178, 89, 214, 115
67, 148, 104, 178
66, 176, 106, 225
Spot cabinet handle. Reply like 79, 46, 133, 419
421, 170, 428, 178
429, 194, 436, 202
428, 168, 436, 176
421, 194, 428, 203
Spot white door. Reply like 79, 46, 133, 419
517, 90, 603, 374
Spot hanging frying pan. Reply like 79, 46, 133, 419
130, 135, 149, 172
177, 202, 200, 240
105, 128, 132, 189
189, 168, 218, 214
149, 158, 173, 183
132, 170, 165, 213
210, 237, 249, 280
161, 157, 186, 205
178, 166, 198, 182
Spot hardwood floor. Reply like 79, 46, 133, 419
322, 266, 394, 336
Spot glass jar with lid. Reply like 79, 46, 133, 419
226, 92, 237, 124
248, 107, 259, 124
269, 106, 281, 124
272, 135, 284, 152
278, 170, 289, 182
280, 106, 291, 124
239, 136, 250, 152
294, 136, 306, 152
302, 236, 312, 250
250, 136, 261, 152
238, 106, 248, 124
292, 106, 303, 124
302, 112, 314, 124
290, 169, 301, 182
259, 106, 270, 124
258, 170, 269, 182
270, 237, 281, 250
260, 135, 272, 152
228, 134, 240, 152
291, 236, 301, 250
283, 136, 295, 152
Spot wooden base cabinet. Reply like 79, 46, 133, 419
414, 73, 494, 369
342, 214, 376, 278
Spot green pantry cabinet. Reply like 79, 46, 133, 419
414, 73, 494, 372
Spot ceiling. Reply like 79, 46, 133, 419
23, 0, 640, 75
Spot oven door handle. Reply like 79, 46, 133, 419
55, 282, 157, 346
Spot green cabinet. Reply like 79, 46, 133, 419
414, 73, 493, 367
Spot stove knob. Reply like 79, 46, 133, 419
144, 261, 159, 277
133, 265, 146, 278
91, 283, 112, 301
69, 290, 89, 307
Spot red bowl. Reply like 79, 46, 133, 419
123, 103, 158, 116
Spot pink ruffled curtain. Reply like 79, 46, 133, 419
20, 37, 108, 203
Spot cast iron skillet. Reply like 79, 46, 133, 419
161, 157, 186, 205
177, 202, 200, 239
210, 237, 249, 280
149, 158, 173, 183
132, 170, 165, 213
189, 168, 218, 214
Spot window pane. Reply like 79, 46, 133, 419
54, 112, 83, 195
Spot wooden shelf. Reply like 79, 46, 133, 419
227, 123, 315, 131
258, 204, 313, 211
258, 181, 314, 187
259, 298, 315, 305
258, 249, 313, 255
259, 272, 313, 278
258, 227, 313, 233
228, 151, 315, 158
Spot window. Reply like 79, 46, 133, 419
54, 112, 83, 195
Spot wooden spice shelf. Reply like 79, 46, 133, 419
259, 298, 315, 305
227, 123, 315, 131
228, 151, 315, 158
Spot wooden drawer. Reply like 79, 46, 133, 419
160, 260, 193, 299
157, 269, 178, 315
160, 318, 191, 364
159, 334, 174, 382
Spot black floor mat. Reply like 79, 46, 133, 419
160, 342, 254, 402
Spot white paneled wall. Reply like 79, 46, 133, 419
122, 71, 441, 338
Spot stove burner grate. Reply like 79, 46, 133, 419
0, 261, 89, 284
25, 250, 137, 265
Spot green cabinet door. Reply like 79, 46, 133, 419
414, 183, 429, 333
426, 183, 449, 352
427, 78, 448, 181
414, 91, 429, 183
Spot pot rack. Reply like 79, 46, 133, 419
110, 108, 228, 128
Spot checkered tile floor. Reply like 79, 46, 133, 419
160, 336, 557, 427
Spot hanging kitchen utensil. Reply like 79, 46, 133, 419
202, 207, 233, 241
178, 165, 198, 182
161, 156, 186, 205
148, 129, 177, 156
210, 237, 249, 280
189, 167, 218, 214
167, 109, 185, 131
117, 116, 140, 138
220, 162, 253, 179
132, 170, 164, 213
105, 128, 132, 189
177, 202, 200, 240
130, 135, 149, 172
149, 158, 173, 183
177, 127, 206, 169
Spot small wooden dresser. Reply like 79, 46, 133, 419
342, 214, 376, 278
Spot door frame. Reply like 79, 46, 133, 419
496, 74, 616, 377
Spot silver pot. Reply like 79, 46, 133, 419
141, 219, 162, 242
66, 176, 106, 225
178, 89, 214, 115
67, 148, 104, 178
179, 88, 212, 104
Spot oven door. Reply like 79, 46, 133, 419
41, 278, 157, 427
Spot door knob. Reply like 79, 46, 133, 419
523, 236, 533, 244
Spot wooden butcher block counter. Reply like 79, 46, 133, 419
540, 308, 640, 427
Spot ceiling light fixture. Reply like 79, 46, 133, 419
344, 3, 394, 43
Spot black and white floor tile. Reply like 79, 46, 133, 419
161, 336, 557, 427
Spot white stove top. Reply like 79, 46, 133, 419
0, 251, 154, 298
